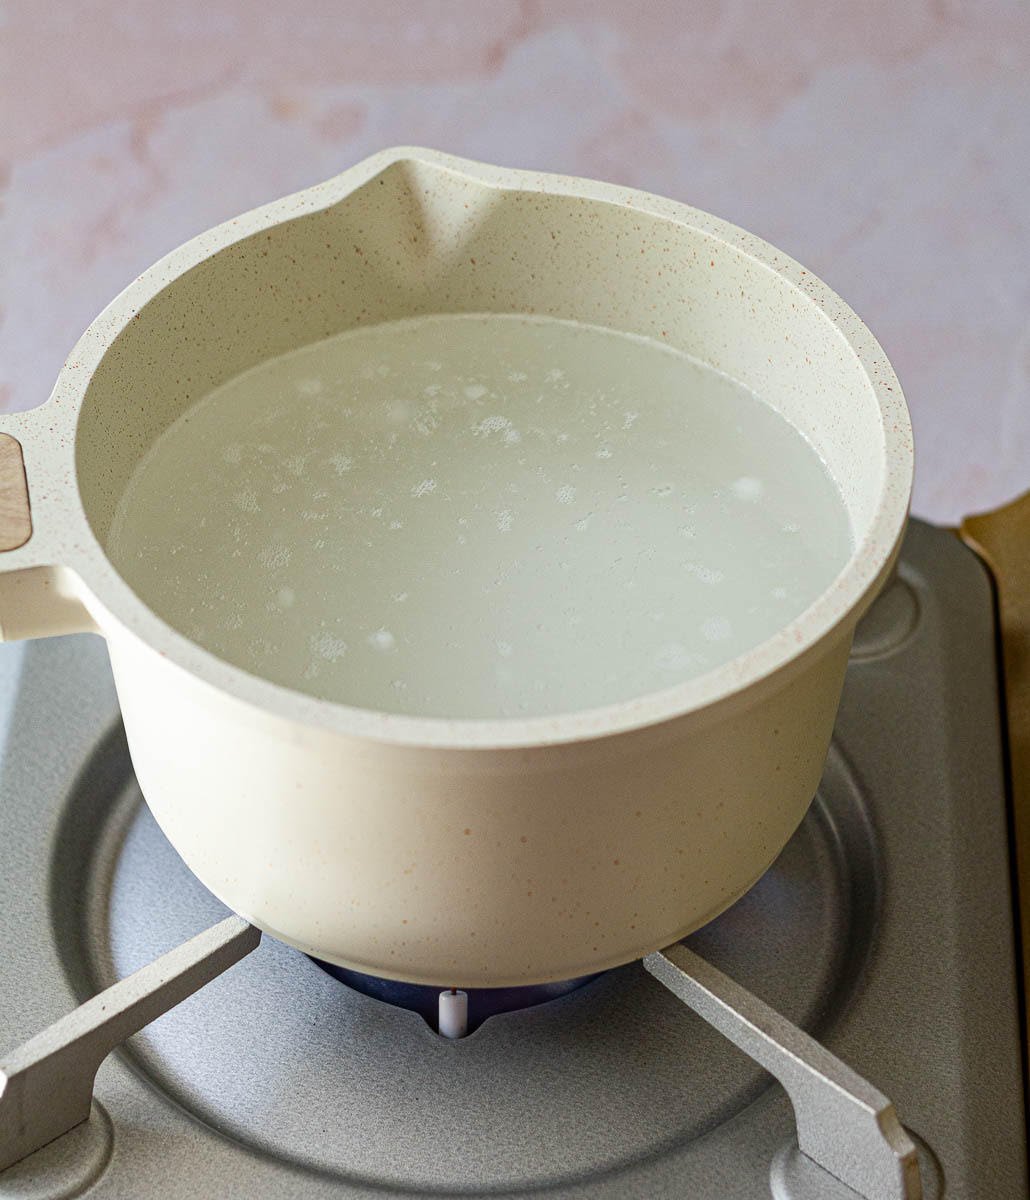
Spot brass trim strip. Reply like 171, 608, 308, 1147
961, 492, 1030, 1086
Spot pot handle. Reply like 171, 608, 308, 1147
0, 413, 96, 641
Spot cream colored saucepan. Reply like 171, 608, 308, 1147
0, 149, 911, 986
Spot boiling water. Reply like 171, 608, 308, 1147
107, 314, 852, 719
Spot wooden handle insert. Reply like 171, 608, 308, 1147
0, 433, 32, 552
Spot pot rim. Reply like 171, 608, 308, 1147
52, 146, 913, 750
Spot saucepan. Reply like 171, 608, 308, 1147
0, 148, 912, 986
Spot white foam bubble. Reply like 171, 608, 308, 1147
655, 642, 701, 671
556, 485, 576, 505
731, 476, 765, 502
474, 415, 511, 436
464, 384, 488, 400
310, 632, 348, 662
685, 562, 725, 585
258, 544, 292, 569
233, 489, 258, 513
411, 478, 437, 498
701, 616, 732, 643
368, 629, 396, 652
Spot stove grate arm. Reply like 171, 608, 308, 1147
644, 942, 922, 1200
0, 915, 261, 1173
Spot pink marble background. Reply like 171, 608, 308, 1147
2, 1, 1028, 521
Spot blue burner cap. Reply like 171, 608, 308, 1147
311, 959, 600, 1033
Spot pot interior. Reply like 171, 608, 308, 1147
71, 155, 892, 717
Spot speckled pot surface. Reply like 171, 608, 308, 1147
0, 148, 912, 985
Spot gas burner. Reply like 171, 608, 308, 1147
310, 959, 600, 1035
0, 520, 1027, 1197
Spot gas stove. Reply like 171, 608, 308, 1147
0, 518, 1027, 1198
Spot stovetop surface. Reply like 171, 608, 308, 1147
0, 520, 1026, 1198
